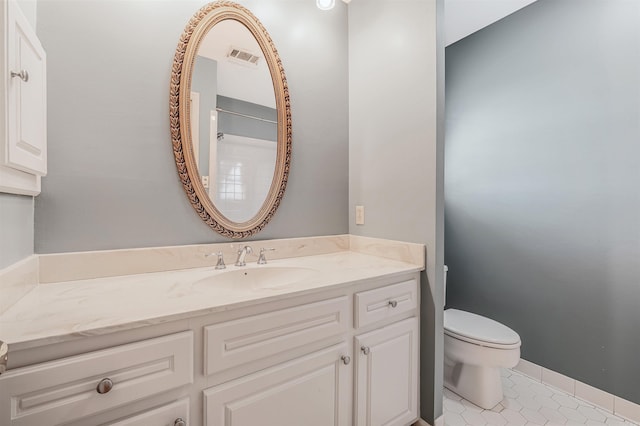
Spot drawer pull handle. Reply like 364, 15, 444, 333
174, 418, 186, 426
10, 70, 29, 82
388, 300, 398, 308
341, 355, 351, 365
361, 346, 370, 355
96, 378, 113, 394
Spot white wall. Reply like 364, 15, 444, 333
348, 0, 444, 421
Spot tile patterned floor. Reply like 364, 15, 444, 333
444, 369, 639, 426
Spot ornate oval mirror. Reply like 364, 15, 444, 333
170, 1, 291, 238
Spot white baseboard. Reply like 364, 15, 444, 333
514, 358, 640, 424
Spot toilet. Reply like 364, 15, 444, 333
443, 266, 521, 409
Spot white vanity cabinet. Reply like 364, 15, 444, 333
0, 272, 421, 426
0, 0, 47, 195
202, 275, 420, 426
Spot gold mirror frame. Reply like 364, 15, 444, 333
170, 1, 291, 239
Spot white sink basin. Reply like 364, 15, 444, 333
193, 266, 318, 291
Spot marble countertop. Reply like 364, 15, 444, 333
0, 251, 422, 352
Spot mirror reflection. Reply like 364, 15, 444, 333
190, 19, 277, 223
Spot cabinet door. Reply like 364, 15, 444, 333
6, 0, 47, 175
204, 343, 351, 426
355, 318, 419, 426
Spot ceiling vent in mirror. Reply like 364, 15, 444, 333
227, 46, 261, 67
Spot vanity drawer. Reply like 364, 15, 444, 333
355, 279, 418, 328
107, 398, 190, 426
205, 296, 348, 376
0, 331, 193, 426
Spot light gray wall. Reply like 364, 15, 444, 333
348, 0, 444, 422
445, 0, 640, 403
35, 0, 349, 253
0, 194, 34, 268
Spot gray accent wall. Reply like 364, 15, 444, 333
217, 95, 277, 141
445, 0, 640, 403
348, 0, 444, 422
0, 194, 34, 269
34, 0, 349, 253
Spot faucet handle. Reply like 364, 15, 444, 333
215, 251, 226, 269
205, 251, 226, 270
257, 248, 275, 265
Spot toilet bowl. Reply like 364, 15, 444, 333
443, 267, 521, 409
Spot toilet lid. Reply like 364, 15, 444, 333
444, 309, 521, 349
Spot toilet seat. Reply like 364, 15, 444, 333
444, 309, 521, 349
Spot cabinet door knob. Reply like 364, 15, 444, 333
96, 378, 113, 394
388, 300, 398, 308
10, 70, 29, 82
361, 346, 370, 355
341, 355, 351, 365
174, 418, 186, 426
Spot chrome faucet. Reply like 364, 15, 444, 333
205, 251, 226, 270
257, 248, 275, 264
235, 245, 253, 266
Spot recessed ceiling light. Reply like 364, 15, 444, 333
316, 0, 335, 11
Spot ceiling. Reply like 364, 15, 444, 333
342, 0, 537, 46
198, 20, 275, 108
445, 0, 538, 46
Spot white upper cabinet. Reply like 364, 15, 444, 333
1, 0, 47, 195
